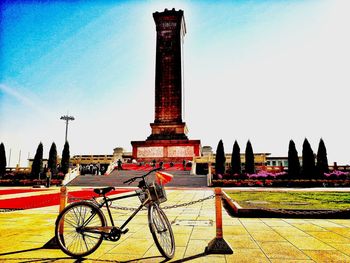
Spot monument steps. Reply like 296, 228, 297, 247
67, 170, 208, 187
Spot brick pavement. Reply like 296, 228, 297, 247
0, 187, 350, 262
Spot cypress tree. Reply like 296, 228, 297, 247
288, 140, 300, 178
231, 140, 241, 175
302, 138, 316, 178
215, 140, 226, 176
245, 140, 255, 174
61, 141, 70, 174
316, 138, 329, 177
0, 143, 6, 177
31, 142, 43, 178
48, 142, 58, 175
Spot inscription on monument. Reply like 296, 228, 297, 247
168, 146, 194, 157
137, 147, 164, 158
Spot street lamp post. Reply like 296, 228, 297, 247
60, 115, 75, 142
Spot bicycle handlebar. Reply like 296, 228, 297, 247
123, 167, 162, 185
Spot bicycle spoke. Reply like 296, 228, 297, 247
84, 234, 95, 250
66, 232, 78, 252
72, 207, 81, 226
149, 205, 174, 258
82, 235, 89, 251
64, 216, 78, 228
78, 206, 83, 226
82, 205, 88, 223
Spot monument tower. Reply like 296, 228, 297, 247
131, 8, 201, 162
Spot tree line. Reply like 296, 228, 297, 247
0, 141, 71, 178
215, 138, 329, 178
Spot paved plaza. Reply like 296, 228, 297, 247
1, 187, 350, 262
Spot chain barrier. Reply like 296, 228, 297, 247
68, 196, 95, 202
66, 191, 215, 211
162, 194, 215, 210
107, 194, 215, 211
67, 193, 139, 211
257, 207, 350, 216
110, 203, 146, 211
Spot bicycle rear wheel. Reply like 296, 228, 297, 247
148, 203, 175, 259
55, 201, 106, 258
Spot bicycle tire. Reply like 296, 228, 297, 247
55, 201, 106, 258
148, 203, 175, 259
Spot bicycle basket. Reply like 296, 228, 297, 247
149, 182, 167, 203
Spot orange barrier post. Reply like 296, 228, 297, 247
58, 186, 67, 235
206, 188, 233, 254
43, 186, 67, 248
59, 186, 67, 213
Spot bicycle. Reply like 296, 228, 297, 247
55, 167, 175, 259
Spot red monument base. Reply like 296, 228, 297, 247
131, 139, 201, 162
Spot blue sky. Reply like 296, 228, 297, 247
1, 0, 350, 166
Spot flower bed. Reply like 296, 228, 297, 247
215, 171, 288, 181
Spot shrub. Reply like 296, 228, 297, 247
245, 140, 255, 174
215, 140, 226, 175
31, 142, 43, 179
0, 143, 6, 177
288, 140, 300, 178
302, 138, 316, 179
231, 141, 241, 175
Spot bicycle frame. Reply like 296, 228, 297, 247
103, 190, 150, 230
80, 167, 162, 236
81, 189, 152, 236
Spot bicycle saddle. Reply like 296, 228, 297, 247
93, 186, 115, 195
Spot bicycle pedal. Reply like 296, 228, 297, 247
122, 228, 129, 234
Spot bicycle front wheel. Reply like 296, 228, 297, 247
55, 201, 106, 258
148, 203, 175, 259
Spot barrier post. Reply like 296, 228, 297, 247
206, 188, 233, 254
43, 186, 67, 248
58, 186, 67, 236
59, 186, 67, 213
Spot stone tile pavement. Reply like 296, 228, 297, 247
0, 188, 350, 262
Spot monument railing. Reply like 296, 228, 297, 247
105, 159, 119, 175
62, 165, 80, 186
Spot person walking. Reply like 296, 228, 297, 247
46, 168, 52, 188
96, 162, 101, 175
117, 159, 122, 170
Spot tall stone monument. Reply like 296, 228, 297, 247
131, 8, 201, 162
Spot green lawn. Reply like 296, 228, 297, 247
226, 191, 350, 210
